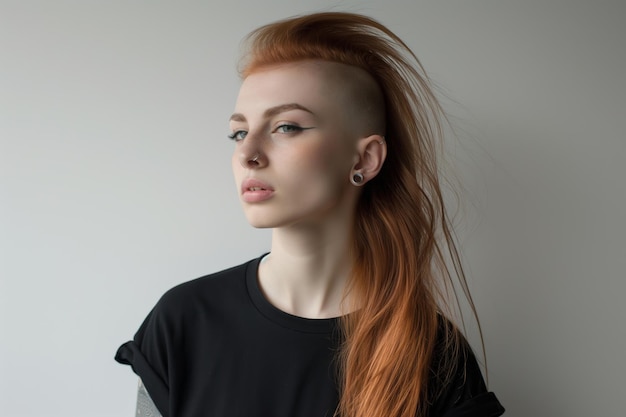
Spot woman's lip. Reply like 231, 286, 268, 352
241, 178, 274, 203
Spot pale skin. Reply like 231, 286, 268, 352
135, 60, 386, 412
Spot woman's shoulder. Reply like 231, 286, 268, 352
150, 256, 259, 319
427, 316, 505, 416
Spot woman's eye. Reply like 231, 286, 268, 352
274, 124, 303, 134
227, 130, 248, 141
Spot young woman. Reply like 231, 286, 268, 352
116, 12, 505, 417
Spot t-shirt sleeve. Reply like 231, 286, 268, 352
427, 335, 505, 417
115, 299, 174, 417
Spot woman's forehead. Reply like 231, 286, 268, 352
235, 62, 351, 113
238, 61, 378, 110
240, 61, 350, 93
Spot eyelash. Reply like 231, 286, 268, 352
274, 124, 305, 134
227, 124, 311, 141
227, 130, 247, 141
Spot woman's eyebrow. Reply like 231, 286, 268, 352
229, 103, 314, 122
264, 103, 314, 118
229, 113, 246, 122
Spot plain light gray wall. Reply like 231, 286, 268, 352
1, 1, 624, 416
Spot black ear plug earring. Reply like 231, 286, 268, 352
351, 172, 364, 185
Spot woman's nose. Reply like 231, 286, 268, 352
238, 135, 267, 169
239, 152, 265, 168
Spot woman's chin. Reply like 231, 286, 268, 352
244, 214, 278, 229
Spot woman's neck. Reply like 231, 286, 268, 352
258, 219, 354, 319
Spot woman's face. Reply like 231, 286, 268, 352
230, 61, 364, 229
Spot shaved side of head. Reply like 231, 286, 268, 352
321, 61, 386, 138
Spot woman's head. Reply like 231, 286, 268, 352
238, 12, 448, 243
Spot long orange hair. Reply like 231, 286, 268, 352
240, 12, 481, 417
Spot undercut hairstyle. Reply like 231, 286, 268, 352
240, 12, 482, 417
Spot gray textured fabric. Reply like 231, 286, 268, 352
136, 379, 162, 417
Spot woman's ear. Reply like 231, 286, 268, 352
351, 135, 387, 185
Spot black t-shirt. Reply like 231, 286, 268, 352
115, 256, 504, 417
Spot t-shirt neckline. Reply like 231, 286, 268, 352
245, 255, 338, 334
